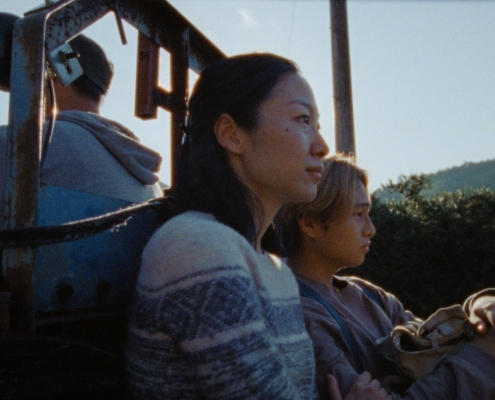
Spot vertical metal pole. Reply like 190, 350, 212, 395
170, 28, 189, 185
135, 32, 160, 120
330, 0, 356, 156
2, 15, 46, 333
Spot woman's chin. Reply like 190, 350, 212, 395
290, 186, 318, 204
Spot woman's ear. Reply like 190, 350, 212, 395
298, 218, 321, 239
214, 113, 244, 154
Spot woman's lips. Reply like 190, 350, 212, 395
307, 166, 323, 181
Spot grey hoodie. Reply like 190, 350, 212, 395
0, 110, 163, 209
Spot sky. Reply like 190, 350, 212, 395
1, 0, 495, 191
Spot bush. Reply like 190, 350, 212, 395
340, 174, 495, 318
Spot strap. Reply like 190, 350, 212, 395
297, 280, 364, 372
353, 281, 383, 309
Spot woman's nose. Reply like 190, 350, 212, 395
312, 130, 330, 159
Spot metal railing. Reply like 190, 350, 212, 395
1, 0, 225, 333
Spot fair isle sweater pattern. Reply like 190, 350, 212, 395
126, 212, 317, 400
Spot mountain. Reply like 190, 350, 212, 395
373, 158, 495, 200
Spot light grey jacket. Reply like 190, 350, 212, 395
0, 110, 163, 215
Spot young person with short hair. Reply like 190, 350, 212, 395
280, 153, 495, 399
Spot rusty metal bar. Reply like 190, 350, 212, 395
116, 0, 225, 74
2, 13, 46, 333
2, 0, 111, 333
153, 87, 174, 111
330, 0, 356, 156
117, 0, 225, 182
135, 32, 160, 119
44, 0, 110, 53
113, 2, 128, 45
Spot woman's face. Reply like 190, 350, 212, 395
235, 72, 329, 211
313, 181, 376, 270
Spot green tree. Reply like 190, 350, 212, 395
341, 174, 495, 318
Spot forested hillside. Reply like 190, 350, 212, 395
374, 158, 495, 200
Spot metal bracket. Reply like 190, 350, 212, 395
46, 42, 83, 86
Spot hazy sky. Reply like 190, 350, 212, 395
1, 0, 494, 191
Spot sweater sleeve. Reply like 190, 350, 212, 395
127, 214, 313, 400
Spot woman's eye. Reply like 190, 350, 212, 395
298, 115, 310, 124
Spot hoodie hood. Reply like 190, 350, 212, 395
55, 110, 162, 185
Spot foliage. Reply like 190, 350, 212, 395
427, 159, 495, 194
374, 158, 495, 201
383, 173, 431, 201
340, 173, 495, 319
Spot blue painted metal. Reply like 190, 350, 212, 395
34, 185, 161, 313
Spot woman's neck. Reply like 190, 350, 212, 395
253, 211, 275, 254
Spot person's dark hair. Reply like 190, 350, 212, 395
71, 75, 105, 102
0, 25, 113, 101
68, 34, 114, 102
167, 53, 299, 245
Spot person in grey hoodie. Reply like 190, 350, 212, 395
0, 27, 163, 213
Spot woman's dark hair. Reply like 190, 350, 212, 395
168, 53, 298, 244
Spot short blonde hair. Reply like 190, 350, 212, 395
277, 153, 368, 255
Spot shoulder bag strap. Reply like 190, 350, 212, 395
353, 281, 384, 309
297, 280, 364, 372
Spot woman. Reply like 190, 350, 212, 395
125, 54, 389, 400
279, 153, 495, 399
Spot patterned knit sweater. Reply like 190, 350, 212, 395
125, 211, 317, 399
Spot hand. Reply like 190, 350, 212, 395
327, 372, 392, 400
469, 295, 495, 334
327, 374, 342, 400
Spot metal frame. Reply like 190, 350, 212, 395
1, 0, 225, 333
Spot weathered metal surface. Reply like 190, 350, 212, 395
2, 12, 47, 333
115, 0, 225, 73
330, 0, 356, 156
2, 0, 111, 333
1, 0, 225, 333
122, 0, 225, 182
135, 32, 160, 119
44, 0, 110, 53
34, 186, 161, 314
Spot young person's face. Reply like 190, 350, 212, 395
313, 181, 376, 270
237, 72, 329, 210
